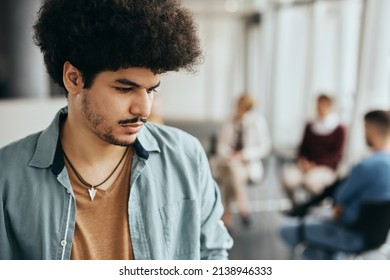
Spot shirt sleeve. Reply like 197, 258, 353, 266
334, 163, 367, 205
197, 140, 234, 259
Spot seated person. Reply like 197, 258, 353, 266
214, 94, 271, 230
282, 94, 346, 206
279, 110, 390, 259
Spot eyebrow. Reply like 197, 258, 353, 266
114, 79, 160, 90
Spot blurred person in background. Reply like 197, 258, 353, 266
280, 110, 390, 259
282, 94, 346, 206
0, 0, 233, 260
214, 93, 271, 231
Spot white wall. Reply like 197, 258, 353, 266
0, 98, 67, 148
8, 0, 50, 98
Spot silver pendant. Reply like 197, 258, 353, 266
88, 187, 97, 201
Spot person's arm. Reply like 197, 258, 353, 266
197, 140, 234, 259
285, 178, 346, 217
334, 163, 367, 206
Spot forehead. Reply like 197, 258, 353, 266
94, 67, 160, 87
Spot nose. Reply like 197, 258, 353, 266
129, 88, 153, 118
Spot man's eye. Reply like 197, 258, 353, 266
147, 87, 160, 94
115, 87, 133, 93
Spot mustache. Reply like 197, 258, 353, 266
117, 117, 148, 125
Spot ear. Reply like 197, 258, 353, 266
63, 61, 84, 95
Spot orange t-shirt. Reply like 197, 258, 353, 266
67, 149, 134, 260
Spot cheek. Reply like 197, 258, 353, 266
96, 95, 126, 113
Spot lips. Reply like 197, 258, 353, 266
121, 123, 143, 134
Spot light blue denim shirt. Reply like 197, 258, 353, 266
0, 107, 233, 260
335, 152, 390, 225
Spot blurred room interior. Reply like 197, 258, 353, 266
1, 0, 390, 259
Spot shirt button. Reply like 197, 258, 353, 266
61, 240, 67, 247
66, 189, 71, 194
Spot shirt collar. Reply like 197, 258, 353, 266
136, 123, 161, 155
28, 107, 161, 175
28, 107, 67, 172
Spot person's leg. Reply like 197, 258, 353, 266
279, 217, 335, 259
301, 245, 333, 260
279, 218, 305, 250
284, 178, 347, 217
224, 159, 250, 219
280, 215, 364, 259
219, 164, 235, 229
303, 166, 337, 195
303, 217, 364, 256
282, 164, 304, 207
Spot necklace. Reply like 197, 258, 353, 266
63, 147, 129, 201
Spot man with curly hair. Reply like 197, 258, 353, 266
0, 0, 233, 260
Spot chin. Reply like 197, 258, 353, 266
102, 134, 137, 146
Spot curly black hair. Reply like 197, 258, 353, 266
33, 0, 203, 89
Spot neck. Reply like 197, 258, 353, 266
61, 109, 127, 165
374, 139, 390, 153
235, 112, 247, 121
317, 113, 328, 120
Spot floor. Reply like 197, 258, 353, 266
224, 156, 293, 260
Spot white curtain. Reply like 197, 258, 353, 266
270, 5, 311, 157
345, 0, 390, 168
270, 0, 363, 162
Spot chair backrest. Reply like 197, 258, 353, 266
352, 200, 390, 250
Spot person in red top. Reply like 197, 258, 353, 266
282, 94, 346, 206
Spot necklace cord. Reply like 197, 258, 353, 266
63, 147, 129, 189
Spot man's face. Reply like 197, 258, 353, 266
78, 67, 160, 146
235, 100, 247, 118
317, 99, 332, 119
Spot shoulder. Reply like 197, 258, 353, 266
303, 122, 311, 131
246, 113, 267, 123
0, 132, 42, 184
0, 132, 41, 164
335, 124, 346, 134
144, 122, 198, 142
353, 153, 390, 175
143, 122, 203, 153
